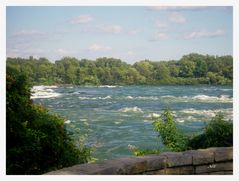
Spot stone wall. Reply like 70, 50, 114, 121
45, 147, 233, 175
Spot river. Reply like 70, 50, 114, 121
31, 85, 233, 160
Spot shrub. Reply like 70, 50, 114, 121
152, 109, 189, 152
152, 109, 233, 152
188, 113, 233, 149
129, 109, 233, 156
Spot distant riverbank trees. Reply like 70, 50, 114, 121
7, 53, 232, 86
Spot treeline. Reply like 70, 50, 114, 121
6, 53, 233, 85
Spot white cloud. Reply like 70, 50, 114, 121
70, 14, 93, 24
97, 24, 123, 34
88, 44, 112, 52
168, 12, 186, 23
184, 29, 225, 39
10, 30, 47, 44
12, 30, 46, 37
56, 48, 69, 55
127, 51, 135, 56
147, 6, 207, 11
151, 32, 169, 41
7, 47, 45, 58
155, 21, 168, 29
7, 30, 49, 58
128, 29, 140, 35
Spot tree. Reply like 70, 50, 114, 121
153, 62, 170, 81
194, 59, 208, 77
133, 60, 154, 83
6, 67, 91, 174
178, 59, 196, 78
6, 53, 233, 86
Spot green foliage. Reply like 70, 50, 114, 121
188, 113, 233, 149
153, 110, 233, 152
6, 68, 91, 174
6, 53, 232, 86
153, 109, 189, 152
130, 109, 233, 156
128, 146, 161, 156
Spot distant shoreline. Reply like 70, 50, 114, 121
31, 83, 233, 87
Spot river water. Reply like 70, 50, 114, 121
31, 85, 233, 160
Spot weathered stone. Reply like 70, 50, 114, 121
44, 147, 233, 175
145, 169, 165, 175
116, 157, 148, 174
192, 149, 214, 165
165, 166, 194, 175
208, 171, 233, 175
195, 161, 233, 174
160, 152, 192, 167
215, 147, 233, 162
91, 166, 124, 175
44, 163, 102, 175
140, 155, 167, 171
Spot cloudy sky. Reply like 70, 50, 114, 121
6, 6, 232, 64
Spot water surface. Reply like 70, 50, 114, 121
31, 85, 233, 160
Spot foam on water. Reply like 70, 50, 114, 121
119, 106, 143, 113
31, 85, 61, 99
72, 91, 80, 95
179, 108, 232, 118
64, 120, 71, 124
161, 94, 232, 103
192, 94, 232, 102
98, 85, 117, 88
146, 113, 161, 118
126, 96, 134, 99
78, 96, 111, 100
101, 96, 111, 100
120, 94, 232, 103
177, 119, 185, 123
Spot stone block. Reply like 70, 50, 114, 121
215, 147, 233, 162
195, 161, 233, 174
116, 157, 148, 174
208, 171, 233, 175
143, 169, 165, 175
44, 163, 101, 175
140, 155, 167, 171
192, 149, 214, 165
160, 152, 192, 167
199, 171, 233, 175
165, 166, 194, 175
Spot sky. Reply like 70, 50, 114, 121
6, 6, 233, 64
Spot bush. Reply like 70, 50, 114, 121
152, 109, 233, 152
152, 109, 189, 152
6, 68, 91, 174
188, 113, 233, 149
129, 109, 233, 156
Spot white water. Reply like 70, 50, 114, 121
31, 86, 61, 99
32, 85, 233, 160
119, 106, 144, 113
